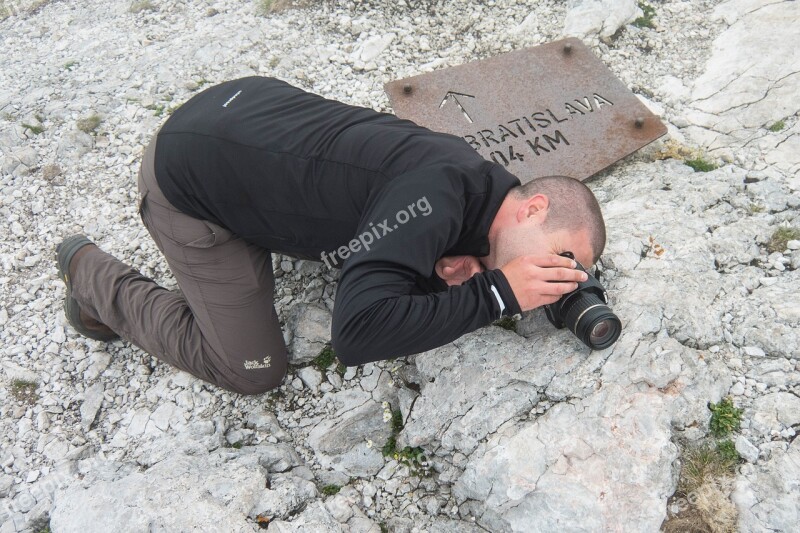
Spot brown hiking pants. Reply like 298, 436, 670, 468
71, 136, 288, 395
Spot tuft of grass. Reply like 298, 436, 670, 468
768, 119, 786, 132
335, 362, 346, 376
685, 158, 718, 173
76, 114, 101, 134
680, 442, 739, 495
63, 60, 78, 70
145, 103, 179, 117
129, 0, 155, 13
767, 226, 800, 254
42, 164, 62, 180
632, 1, 656, 29
22, 123, 44, 135
11, 379, 38, 405
708, 397, 742, 438
231, 441, 243, 449
313, 344, 337, 371
494, 316, 517, 332
748, 203, 764, 214
390, 409, 403, 433
258, 0, 275, 13
321, 484, 340, 496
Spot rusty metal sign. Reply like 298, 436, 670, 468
385, 38, 666, 183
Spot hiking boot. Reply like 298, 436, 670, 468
55, 235, 119, 342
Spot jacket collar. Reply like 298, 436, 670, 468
449, 162, 521, 257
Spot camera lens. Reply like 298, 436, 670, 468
561, 292, 622, 350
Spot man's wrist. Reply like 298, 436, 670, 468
484, 269, 522, 318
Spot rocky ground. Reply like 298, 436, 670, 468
1, 0, 798, 532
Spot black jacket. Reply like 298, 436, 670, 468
154, 76, 522, 365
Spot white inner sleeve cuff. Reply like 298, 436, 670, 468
490, 285, 506, 317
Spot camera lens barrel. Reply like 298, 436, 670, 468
560, 292, 622, 350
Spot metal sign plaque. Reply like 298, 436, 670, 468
385, 38, 667, 183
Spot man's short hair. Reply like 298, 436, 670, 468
511, 175, 606, 264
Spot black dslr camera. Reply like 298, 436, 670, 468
543, 252, 621, 350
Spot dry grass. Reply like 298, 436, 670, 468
693, 477, 737, 533
663, 441, 739, 533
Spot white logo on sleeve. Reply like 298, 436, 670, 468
222, 90, 242, 108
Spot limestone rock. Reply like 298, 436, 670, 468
248, 473, 318, 519
50, 449, 267, 532
563, 0, 641, 38
749, 392, 800, 436
79, 383, 105, 431
307, 400, 391, 477
269, 501, 345, 533
734, 438, 800, 532
687, 1, 800, 151
286, 303, 332, 364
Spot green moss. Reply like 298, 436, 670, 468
709, 397, 742, 438
748, 203, 764, 214
768, 119, 786, 132
767, 226, 800, 254
494, 316, 517, 332
632, 1, 656, 29
63, 60, 78, 70
231, 441, 243, 449
76, 114, 101, 134
11, 379, 38, 404
22, 123, 44, 135
313, 344, 337, 371
684, 157, 718, 172
321, 484, 340, 496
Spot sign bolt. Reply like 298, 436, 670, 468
635, 117, 645, 128
403, 84, 413, 94
564, 43, 573, 54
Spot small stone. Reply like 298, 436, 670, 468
787, 240, 800, 250
297, 367, 322, 391
26, 470, 39, 483
744, 346, 766, 357
80, 383, 105, 431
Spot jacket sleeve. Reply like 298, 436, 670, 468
330, 169, 521, 366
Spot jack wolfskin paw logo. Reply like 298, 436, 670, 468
243, 356, 271, 370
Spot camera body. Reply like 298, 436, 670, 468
543, 252, 621, 350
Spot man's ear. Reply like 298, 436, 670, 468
517, 193, 549, 223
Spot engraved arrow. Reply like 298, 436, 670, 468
439, 91, 475, 124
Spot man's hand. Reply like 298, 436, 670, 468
500, 255, 588, 312
435, 255, 484, 286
